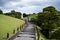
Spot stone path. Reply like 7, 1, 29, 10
13, 23, 36, 40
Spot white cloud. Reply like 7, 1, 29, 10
0, 0, 60, 14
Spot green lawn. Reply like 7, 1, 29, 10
0, 14, 25, 40
28, 14, 38, 20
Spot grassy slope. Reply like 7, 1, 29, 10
0, 14, 24, 40
28, 14, 37, 20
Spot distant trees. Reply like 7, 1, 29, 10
0, 9, 3, 14
23, 13, 28, 17
43, 6, 56, 13
33, 13, 36, 15
4, 10, 21, 19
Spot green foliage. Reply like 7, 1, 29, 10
23, 13, 28, 17
4, 10, 21, 19
11, 10, 15, 13
43, 6, 56, 13
50, 29, 60, 39
30, 6, 60, 39
0, 9, 3, 14
37, 6, 60, 31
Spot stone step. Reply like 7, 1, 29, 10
17, 34, 35, 37
19, 32, 35, 35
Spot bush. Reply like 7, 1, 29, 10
0, 9, 3, 14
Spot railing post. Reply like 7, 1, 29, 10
7, 33, 9, 38
22, 24, 23, 29
20, 26, 22, 29
17, 27, 19, 31
20, 26, 21, 31
36, 26, 40, 40
13, 29, 15, 34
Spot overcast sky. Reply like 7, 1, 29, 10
0, 0, 60, 14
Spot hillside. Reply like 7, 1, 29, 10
28, 14, 38, 20
0, 14, 24, 40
